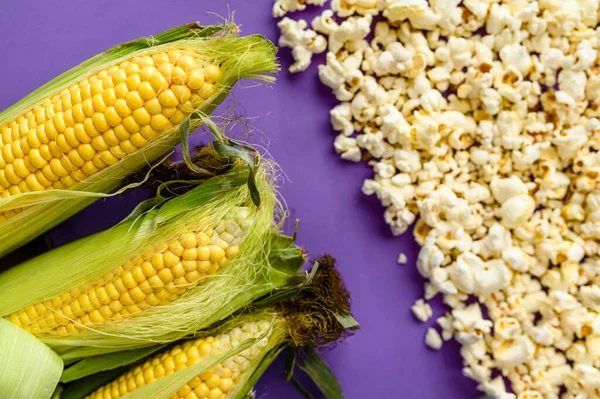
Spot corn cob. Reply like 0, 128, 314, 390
0, 23, 278, 257
0, 48, 222, 212
8, 207, 253, 336
86, 319, 273, 399
76, 256, 355, 399
0, 165, 304, 360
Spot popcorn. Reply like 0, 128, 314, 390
493, 335, 536, 368
494, 317, 522, 340
334, 135, 362, 162
425, 327, 443, 350
412, 298, 433, 322
558, 69, 588, 101
499, 195, 536, 229
371, 42, 414, 76
480, 377, 518, 399
330, 103, 354, 137
463, 0, 491, 20
499, 44, 533, 76
452, 304, 492, 345
273, 0, 327, 17
397, 252, 408, 264
331, 0, 379, 17
448, 252, 481, 294
276, 0, 600, 396
278, 18, 327, 72
383, 0, 428, 23
328, 15, 372, 53
490, 177, 528, 205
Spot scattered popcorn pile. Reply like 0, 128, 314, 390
275, 0, 600, 398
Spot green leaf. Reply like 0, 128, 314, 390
295, 346, 343, 399
251, 261, 318, 309
60, 344, 169, 383
0, 319, 63, 399
50, 386, 63, 399
290, 378, 314, 399
334, 312, 360, 330
284, 346, 297, 381
213, 142, 261, 206
188, 110, 261, 207
178, 116, 215, 176
154, 167, 249, 223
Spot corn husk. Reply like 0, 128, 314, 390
0, 162, 304, 361
0, 319, 63, 399
0, 22, 278, 257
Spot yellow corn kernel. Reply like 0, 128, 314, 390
144, 98, 162, 115
187, 69, 205, 90
125, 92, 144, 110
132, 108, 151, 126
105, 107, 122, 127
204, 65, 222, 83
115, 82, 129, 99
126, 75, 141, 91
122, 117, 141, 133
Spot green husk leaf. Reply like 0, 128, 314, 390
178, 116, 214, 177
0, 24, 278, 257
59, 369, 124, 399
334, 312, 360, 330
250, 261, 318, 309
284, 346, 298, 381
60, 344, 170, 383
213, 142, 260, 207
0, 319, 63, 399
179, 110, 261, 206
294, 346, 343, 399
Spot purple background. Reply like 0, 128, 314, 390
0, 1, 480, 398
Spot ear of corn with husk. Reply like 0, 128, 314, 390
0, 162, 304, 362
0, 22, 278, 257
60, 257, 357, 399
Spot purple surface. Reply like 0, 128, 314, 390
0, 1, 481, 398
